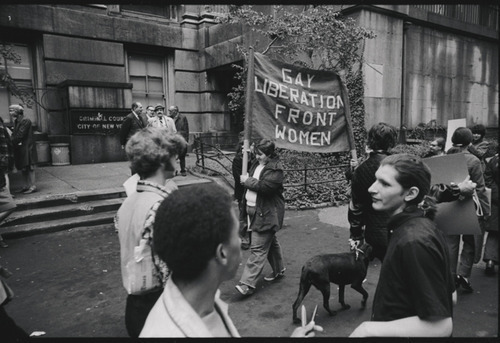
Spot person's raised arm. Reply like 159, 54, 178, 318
350, 316, 452, 337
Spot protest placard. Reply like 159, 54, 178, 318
445, 118, 466, 152
423, 154, 481, 235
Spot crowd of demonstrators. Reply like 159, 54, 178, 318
140, 182, 322, 338
350, 154, 454, 337
235, 139, 287, 296
483, 145, 498, 275
115, 127, 187, 337
110, 113, 496, 336
348, 122, 398, 262
10, 104, 37, 194
167, 106, 189, 176
445, 127, 490, 292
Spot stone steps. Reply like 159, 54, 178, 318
2, 210, 117, 238
2, 179, 214, 239
4, 198, 124, 227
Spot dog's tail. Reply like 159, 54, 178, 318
299, 264, 309, 283
293, 265, 311, 321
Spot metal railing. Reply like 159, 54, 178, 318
412, 4, 499, 30
193, 135, 236, 187
284, 164, 349, 191
193, 136, 349, 192
203, 5, 230, 15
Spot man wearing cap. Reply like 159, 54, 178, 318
120, 102, 147, 150
148, 104, 176, 135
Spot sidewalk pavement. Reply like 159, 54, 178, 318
8, 154, 223, 201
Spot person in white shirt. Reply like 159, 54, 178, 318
140, 183, 322, 337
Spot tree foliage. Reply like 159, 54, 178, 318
217, 5, 376, 207
0, 42, 35, 108
219, 5, 375, 153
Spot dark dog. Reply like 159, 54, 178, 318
292, 243, 372, 323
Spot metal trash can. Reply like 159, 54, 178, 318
36, 140, 51, 165
50, 143, 70, 166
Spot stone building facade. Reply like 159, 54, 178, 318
0, 4, 497, 164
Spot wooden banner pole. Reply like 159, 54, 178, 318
242, 47, 255, 176
342, 82, 358, 163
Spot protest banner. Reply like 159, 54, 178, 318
423, 153, 481, 235
249, 52, 355, 154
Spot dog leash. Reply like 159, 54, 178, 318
348, 239, 365, 260
354, 248, 365, 260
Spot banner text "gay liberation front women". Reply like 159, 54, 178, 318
251, 53, 351, 153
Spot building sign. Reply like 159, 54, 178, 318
70, 109, 129, 135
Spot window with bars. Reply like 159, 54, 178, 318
0, 43, 36, 125
120, 4, 178, 21
412, 4, 499, 30
127, 53, 167, 108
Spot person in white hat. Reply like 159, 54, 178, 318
148, 104, 176, 135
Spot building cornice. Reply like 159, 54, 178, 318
341, 4, 498, 43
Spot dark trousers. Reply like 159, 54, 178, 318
365, 240, 386, 263
179, 150, 187, 172
0, 306, 28, 340
125, 288, 163, 337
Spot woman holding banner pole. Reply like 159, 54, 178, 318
235, 139, 286, 296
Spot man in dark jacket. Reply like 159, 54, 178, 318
0, 116, 16, 247
10, 104, 37, 194
119, 102, 147, 149
120, 102, 147, 175
167, 106, 189, 176
348, 122, 398, 262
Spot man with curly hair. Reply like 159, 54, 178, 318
116, 127, 187, 337
141, 183, 321, 337
468, 124, 494, 171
